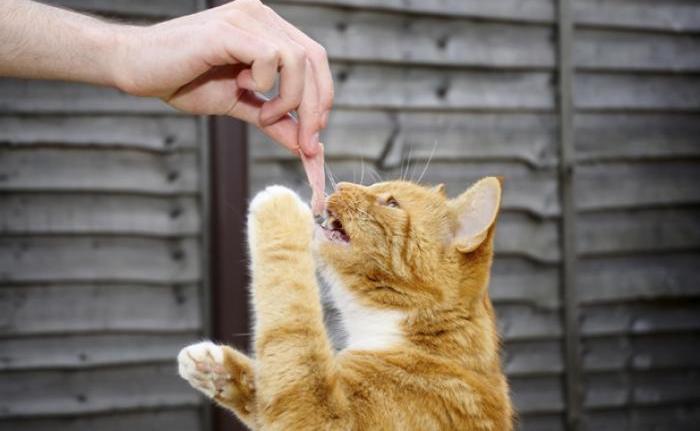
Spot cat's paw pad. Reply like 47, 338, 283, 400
177, 341, 229, 398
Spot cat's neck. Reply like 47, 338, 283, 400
322, 269, 405, 351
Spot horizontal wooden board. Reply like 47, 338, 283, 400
0, 80, 175, 114
575, 73, 700, 111
583, 369, 700, 409
575, 28, 700, 72
580, 302, 700, 337
0, 363, 199, 418
573, 0, 700, 32
496, 304, 562, 341
583, 404, 700, 431
574, 113, 700, 162
575, 161, 700, 211
510, 376, 565, 414
495, 213, 560, 263
0, 194, 200, 236
274, 4, 555, 68
0, 284, 201, 336
583, 333, 700, 372
251, 160, 561, 217
518, 414, 565, 431
0, 333, 200, 371
503, 340, 564, 376
268, 0, 556, 23
50, 0, 198, 17
251, 111, 559, 168
331, 64, 555, 110
0, 237, 201, 283
577, 208, 700, 255
0, 147, 199, 195
491, 258, 561, 309
0, 115, 199, 152
577, 254, 700, 305
0, 409, 202, 431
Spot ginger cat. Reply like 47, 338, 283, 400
178, 177, 513, 430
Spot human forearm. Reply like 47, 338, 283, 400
0, 0, 124, 87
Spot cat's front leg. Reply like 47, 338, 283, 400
178, 341, 258, 429
247, 186, 347, 429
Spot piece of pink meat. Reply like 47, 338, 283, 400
300, 143, 326, 215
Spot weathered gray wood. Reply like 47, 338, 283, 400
518, 414, 566, 431
491, 258, 561, 309
573, 0, 700, 32
575, 162, 700, 211
0, 194, 200, 236
577, 209, 700, 255
583, 370, 700, 409
575, 74, 700, 111
251, 160, 561, 217
496, 304, 563, 341
575, 29, 700, 72
576, 254, 700, 305
268, 0, 556, 23
251, 111, 559, 168
504, 340, 564, 376
580, 302, 700, 337
0, 363, 199, 418
582, 334, 700, 372
273, 4, 555, 68
0, 148, 199, 195
50, 0, 198, 17
510, 376, 565, 413
0, 410, 202, 431
583, 404, 700, 431
574, 113, 700, 162
0, 116, 198, 151
331, 64, 555, 110
0, 237, 201, 283
0, 333, 199, 370
0, 80, 175, 114
495, 212, 560, 263
0, 284, 201, 336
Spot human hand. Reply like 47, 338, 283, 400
112, 0, 332, 158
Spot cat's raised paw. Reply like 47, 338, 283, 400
177, 341, 230, 399
249, 185, 310, 216
248, 186, 313, 246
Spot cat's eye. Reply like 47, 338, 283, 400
385, 197, 400, 208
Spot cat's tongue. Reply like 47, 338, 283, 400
300, 143, 326, 215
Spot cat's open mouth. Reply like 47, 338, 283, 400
317, 210, 350, 243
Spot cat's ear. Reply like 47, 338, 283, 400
432, 183, 446, 196
448, 177, 502, 253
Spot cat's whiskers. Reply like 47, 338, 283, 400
416, 140, 439, 185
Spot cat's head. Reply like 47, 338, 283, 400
314, 177, 502, 310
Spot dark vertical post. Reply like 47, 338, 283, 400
556, 0, 583, 430
209, 114, 250, 431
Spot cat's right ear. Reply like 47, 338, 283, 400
447, 177, 502, 253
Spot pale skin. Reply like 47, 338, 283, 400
0, 0, 331, 207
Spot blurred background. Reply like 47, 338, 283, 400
1, 0, 699, 430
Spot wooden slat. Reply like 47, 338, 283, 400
0, 409, 202, 431
251, 160, 561, 217
0, 148, 199, 195
0, 364, 199, 418
50, 0, 198, 17
575, 161, 700, 211
577, 208, 700, 255
575, 73, 700, 111
573, 0, 700, 32
495, 213, 560, 263
503, 340, 564, 376
491, 258, 561, 309
331, 64, 555, 110
251, 111, 559, 168
580, 302, 700, 337
575, 29, 700, 72
583, 333, 700, 372
0, 116, 198, 152
0, 333, 199, 370
577, 254, 700, 305
496, 304, 563, 341
0, 194, 199, 236
0, 80, 174, 114
273, 4, 555, 68
0, 237, 200, 283
518, 414, 565, 431
0, 284, 201, 336
510, 376, 565, 414
583, 370, 700, 409
574, 113, 700, 162
269, 0, 556, 23
583, 404, 700, 431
